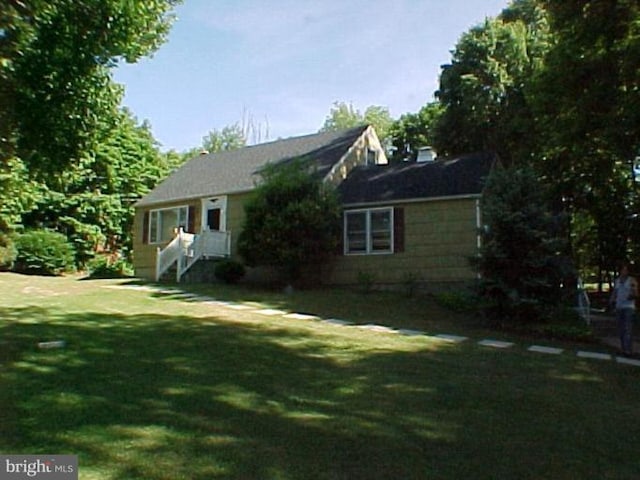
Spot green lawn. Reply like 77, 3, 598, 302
1, 273, 639, 479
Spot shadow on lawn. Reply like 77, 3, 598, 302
1, 305, 457, 478
2, 305, 640, 479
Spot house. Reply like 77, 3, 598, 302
132, 125, 495, 289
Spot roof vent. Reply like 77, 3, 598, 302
417, 146, 437, 163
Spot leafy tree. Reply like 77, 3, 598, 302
202, 123, 247, 153
320, 102, 362, 132
532, 0, 640, 276
388, 102, 443, 162
181, 123, 249, 161
237, 161, 341, 285
0, 0, 180, 265
22, 109, 174, 264
476, 166, 570, 324
3, 0, 180, 179
433, 0, 550, 165
320, 101, 394, 144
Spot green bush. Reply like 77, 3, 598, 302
13, 229, 76, 275
433, 290, 481, 313
0, 233, 17, 270
87, 255, 133, 278
214, 259, 246, 284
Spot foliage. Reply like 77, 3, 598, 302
13, 229, 76, 275
86, 255, 133, 279
475, 166, 570, 324
433, 290, 481, 313
21, 109, 174, 266
388, 102, 443, 162
238, 161, 341, 284
0, 0, 181, 266
214, 259, 246, 284
530, 306, 593, 342
320, 101, 394, 144
531, 0, 640, 276
0, 233, 17, 270
201, 123, 247, 154
0, 157, 39, 232
433, 0, 550, 165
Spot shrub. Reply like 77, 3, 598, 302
214, 259, 246, 284
238, 160, 341, 283
13, 229, 76, 275
0, 233, 17, 270
87, 255, 133, 278
433, 290, 481, 313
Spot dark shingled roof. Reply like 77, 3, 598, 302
338, 152, 496, 205
136, 125, 369, 207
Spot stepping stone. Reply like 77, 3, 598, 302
478, 339, 515, 349
528, 345, 564, 355
357, 324, 397, 333
226, 304, 254, 310
284, 313, 319, 320
398, 329, 426, 336
197, 296, 217, 302
616, 356, 640, 367
208, 300, 232, 306
255, 308, 288, 316
435, 334, 468, 343
322, 318, 353, 326
577, 351, 612, 361
158, 288, 181, 294
38, 340, 65, 349
171, 293, 199, 299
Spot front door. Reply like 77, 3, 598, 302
202, 197, 227, 232
207, 207, 221, 231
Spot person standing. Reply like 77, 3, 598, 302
610, 261, 638, 357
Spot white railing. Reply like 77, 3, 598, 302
156, 229, 231, 282
155, 233, 182, 282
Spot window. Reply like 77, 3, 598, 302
148, 206, 189, 244
366, 148, 377, 165
344, 208, 393, 254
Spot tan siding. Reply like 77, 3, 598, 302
226, 192, 251, 258
326, 198, 479, 287
132, 200, 201, 280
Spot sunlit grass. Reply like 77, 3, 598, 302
1, 273, 640, 479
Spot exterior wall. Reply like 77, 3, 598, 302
132, 199, 199, 280
132, 193, 252, 280
325, 198, 480, 289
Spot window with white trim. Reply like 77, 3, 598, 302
344, 208, 393, 254
149, 206, 189, 244
366, 148, 377, 165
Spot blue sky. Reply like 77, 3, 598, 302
113, 0, 511, 152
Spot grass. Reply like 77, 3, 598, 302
2, 273, 640, 479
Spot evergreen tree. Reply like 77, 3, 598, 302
476, 166, 570, 324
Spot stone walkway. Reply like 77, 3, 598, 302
105, 284, 640, 368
